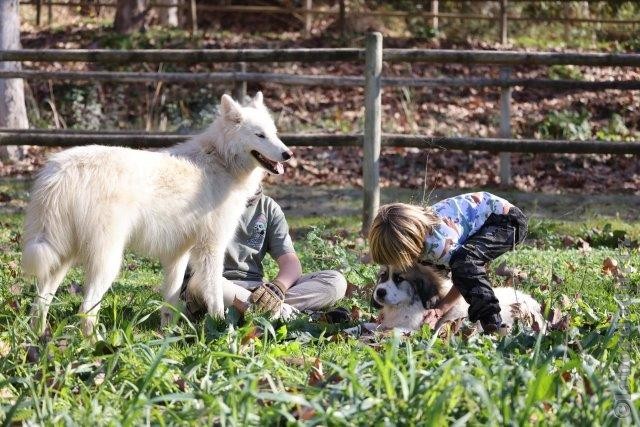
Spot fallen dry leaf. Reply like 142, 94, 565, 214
552, 272, 564, 286
241, 326, 262, 345
577, 238, 591, 253
282, 356, 306, 367
350, 305, 362, 321
173, 374, 187, 392
26, 345, 40, 364
562, 235, 576, 248
583, 375, 594, 395
437, 318, 464, 339
550, 314, 571, 331
345, 283, 357, 298
602, 257, 619, 276
308, 358, 324, 387
0, 340, 10, 357
293, 405, 316, 421
94, 372, 106, 386
9, 283, 22, 295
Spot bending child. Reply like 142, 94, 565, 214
368, 192, 528, 333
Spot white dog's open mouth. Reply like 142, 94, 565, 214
251, 150, 284, 175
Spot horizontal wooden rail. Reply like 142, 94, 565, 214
383, 50, 640, 66
18, 1, 640, 25
382, 135, 640, 155
2, 49, 640, 67
0, 49, 364, 64
1, 69, 639, 91
2, 130, 639, 154
0, 69, 364, 86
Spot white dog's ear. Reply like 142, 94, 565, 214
249, 91, 264, 108
221, 94, 243, 124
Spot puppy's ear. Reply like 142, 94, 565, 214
414, 277, 437, 309
220, 94, 243, 124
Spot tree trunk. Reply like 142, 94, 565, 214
114, 0, 147, 34
0, 0, 29, 162
158, 0, 179, 27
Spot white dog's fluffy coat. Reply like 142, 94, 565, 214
22, 93, 291, 336
374, 264, 544, 334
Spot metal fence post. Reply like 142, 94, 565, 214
499, 66, 512, 187
362, 32, 382, 235
233, 62, 247, 102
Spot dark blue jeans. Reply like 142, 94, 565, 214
448, 207, 528, 324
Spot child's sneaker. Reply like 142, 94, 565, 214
480, 314, 506, 335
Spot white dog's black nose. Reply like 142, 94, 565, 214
282, 150, 293, 161
376, 288, 387, 299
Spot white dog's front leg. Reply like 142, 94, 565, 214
160, 251, 191, 327
190, 246, 225, 319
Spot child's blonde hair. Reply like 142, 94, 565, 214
368, 203, 439, 271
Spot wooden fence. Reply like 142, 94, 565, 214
1, 34, 639, 231
19, 0, 640, 43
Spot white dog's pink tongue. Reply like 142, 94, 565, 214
276, 162, 284, 174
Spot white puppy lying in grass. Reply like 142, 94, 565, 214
371, 264, 545, 335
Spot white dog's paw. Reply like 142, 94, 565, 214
277, 303, 300, 321
207, 303, 225, 319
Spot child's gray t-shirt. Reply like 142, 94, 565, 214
223, 195, 295, 281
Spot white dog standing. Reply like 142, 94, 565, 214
22, 92, 291, 337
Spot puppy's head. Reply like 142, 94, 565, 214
373, 265, 440, 309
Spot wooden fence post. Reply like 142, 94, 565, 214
36, 0, 42, 25
362, 32, 382, 235
189, 0, 197, 34
339, 0, 346, 39
233, 62, 247, 102
499, 0, 508, 44
499, 66, 512, 187
304, 0, 313, 35
431, 0, 438, 31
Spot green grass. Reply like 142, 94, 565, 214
1, 207, 639, 424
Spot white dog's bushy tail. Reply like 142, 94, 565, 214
23, 238, 60, 280
22, 161, 71, 280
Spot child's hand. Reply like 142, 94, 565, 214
423, 308, 444, 328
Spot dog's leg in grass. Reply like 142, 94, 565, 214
160, 251, 191, 327
189, 245, 225, 319
30, 259, 73, 336
79, 241, 125, 338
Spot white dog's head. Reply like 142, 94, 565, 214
373, 265, 448, 309
216, 92, 292, 175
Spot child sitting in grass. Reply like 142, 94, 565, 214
368, 192, 528, 333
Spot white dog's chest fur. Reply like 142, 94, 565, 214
380, 301, 426, 331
